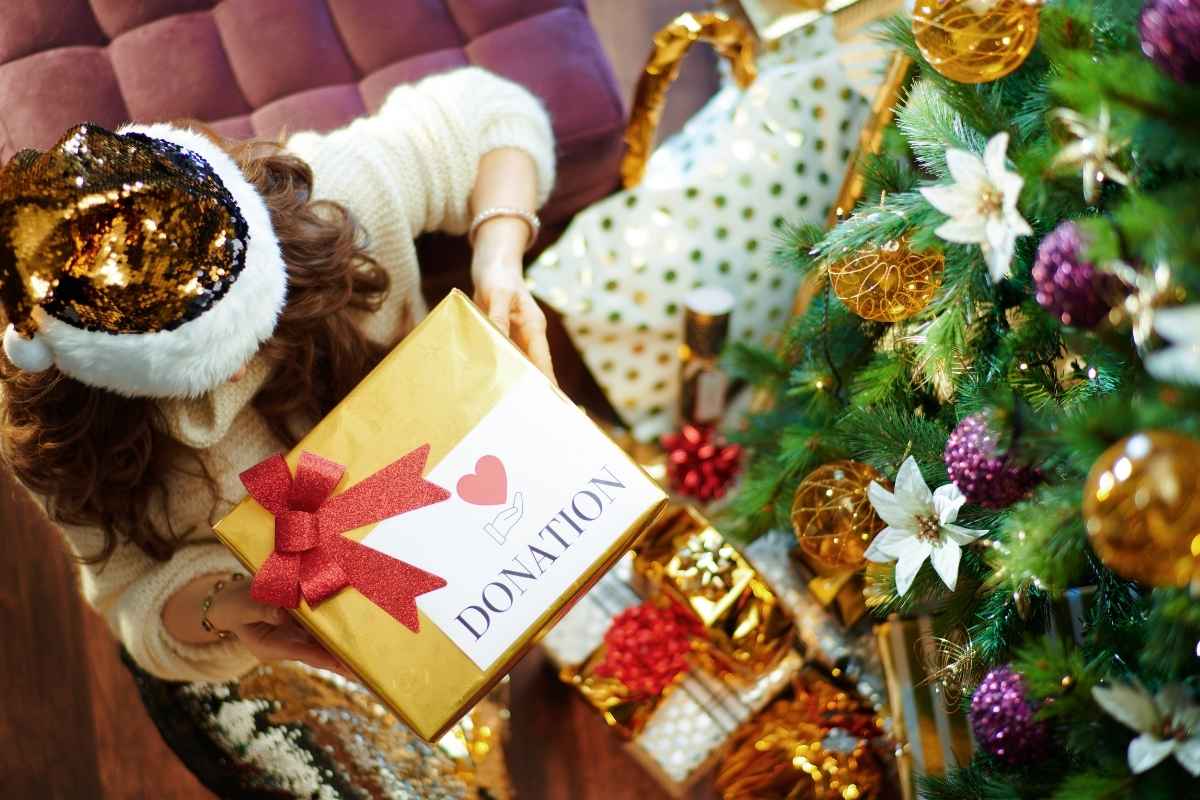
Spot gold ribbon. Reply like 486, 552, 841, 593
620, 12, 757, 189
634, 504, 796, 680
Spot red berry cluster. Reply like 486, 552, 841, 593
594, 602, 702, 699
661, 424, 743, 502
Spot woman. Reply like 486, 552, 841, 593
0, 67, 552, 748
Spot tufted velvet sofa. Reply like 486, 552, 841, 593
0, 0, 624, 405
0, 0, 625, 218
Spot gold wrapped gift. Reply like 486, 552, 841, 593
560, 644, 679, 739
215, 290, 667, 741
634, 506, 795, 679
874, 615, 976, 800
791, 548, 870, 628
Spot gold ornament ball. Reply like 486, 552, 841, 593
1083, 431, 1200, 588
828, 238, 944, 323
791, 461, 890, 570
913, 0, 1041, 85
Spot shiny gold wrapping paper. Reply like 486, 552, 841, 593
791, 549, 870, 627
874, 615, 975, 800
559, 645, 674, 738
215, 290, 667, 742
634, 506, 796, 680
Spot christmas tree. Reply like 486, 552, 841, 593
725, 0, 1200, 797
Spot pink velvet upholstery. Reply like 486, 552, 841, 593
0, 0, 625, 223
0, 0, 623, 420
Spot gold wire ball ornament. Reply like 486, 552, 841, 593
791, 461, 891, 571
1083, 431, 1200, 589
912, 0, 1042, 85
827, 238, 945, 323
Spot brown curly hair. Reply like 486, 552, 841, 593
0, 131, 390, 564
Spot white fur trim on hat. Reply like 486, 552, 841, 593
26, 123, 287, 398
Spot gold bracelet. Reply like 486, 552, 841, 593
468, 207, 541, 251
200, 572, 246, 641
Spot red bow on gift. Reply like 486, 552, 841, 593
240, 445, 450, 632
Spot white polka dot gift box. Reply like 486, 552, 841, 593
529, 17, 875, 440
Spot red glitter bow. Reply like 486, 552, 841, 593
241, 446, 450, 632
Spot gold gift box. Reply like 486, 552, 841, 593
559, 640, 683, 738
736, 0, 904, 43
791, 547, 870, 628
875, 615, 976, 800
634, 506, 795, 680
215, 290, 667, 741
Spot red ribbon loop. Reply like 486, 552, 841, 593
240, 444, 450, 632
275, 511, 319, 553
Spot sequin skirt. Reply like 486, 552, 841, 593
121, 650, 511, 799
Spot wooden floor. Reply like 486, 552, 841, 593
0, 2, 717, 798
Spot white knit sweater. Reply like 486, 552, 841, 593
42, 67, 556, 682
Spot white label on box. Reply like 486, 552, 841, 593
362, 374, 662, 670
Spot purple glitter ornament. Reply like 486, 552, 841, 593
969, 666, 1050, 765
1140, 0, 1200, 83
1032, 222, 1123, 329
944, 413, 1039, 509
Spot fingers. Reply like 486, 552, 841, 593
486, 287, 513, 337
250, 602, 287, 626
512, 293, 555, 383
206, 581, 284, 632
240, 619, 350, 675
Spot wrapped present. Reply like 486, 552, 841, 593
1044, 586, 1098, 645
741, 531, 887, 710
630, 654, 802, 797
633, 506, 795, 680
714, 669, 887, 800
215, 290, 667, 741
874, 616, 976, 800
561, 600, 702, 738
528, 12, 872, 441
540, 522, 803, 796
791, 547, 871, 628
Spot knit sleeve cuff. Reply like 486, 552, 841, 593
114, 542, 259, 683
478, 114, 557, 209
379, 66, 558, 213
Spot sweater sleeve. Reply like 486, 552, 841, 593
64, 525, 259, 683
287, 67, 556, 238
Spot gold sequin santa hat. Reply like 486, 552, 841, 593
0, 123, 286, 397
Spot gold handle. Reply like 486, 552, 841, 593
619, 12, 757, 189
827, 51, 913, 225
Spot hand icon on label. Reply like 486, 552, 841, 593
482, 491, 524, 545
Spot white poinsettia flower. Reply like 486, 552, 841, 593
1093, 682, 1200, 777
919, 132, 1033, 283
863, 456, 988, 595
1145, 304, 1200, 386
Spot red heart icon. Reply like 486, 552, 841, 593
456, 455, 507, 506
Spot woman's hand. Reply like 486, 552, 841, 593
471, 216, 555, 381
164, 572, 349, 675
205, 579, 350, 675
468, 147, 555, 381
